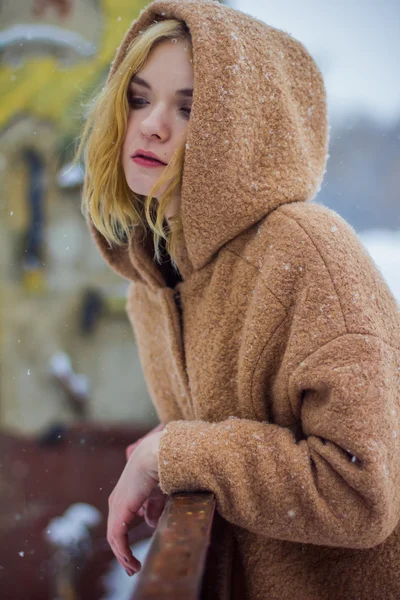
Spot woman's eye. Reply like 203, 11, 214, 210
128, 96, 147, 107
128, 95, 191, 118
180, 106, 191, 118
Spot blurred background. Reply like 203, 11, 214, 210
0, 0, 398, 598
0, 0, 155, 436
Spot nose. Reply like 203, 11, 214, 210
140, 105, 169, 140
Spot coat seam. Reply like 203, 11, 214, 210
286, 332, 399, 452
250, 315, 289, 418
278, 209, 349, 334
299, 331, 399, 365
224, 247, 289, 311
162, 291, 192, 418
288, 331, 400, 401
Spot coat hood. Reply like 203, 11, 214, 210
88, 0, 329, 281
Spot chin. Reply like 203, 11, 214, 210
128, 182, 152, 197
126, 174, 158, 198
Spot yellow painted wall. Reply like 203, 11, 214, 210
0, 0, 148, 136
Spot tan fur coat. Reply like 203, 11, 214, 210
88, 1, 400, 598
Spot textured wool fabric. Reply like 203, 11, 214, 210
87, 1, 400, 598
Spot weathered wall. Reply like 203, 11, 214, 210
0, 0, 156, 434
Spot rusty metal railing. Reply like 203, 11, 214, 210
131, 492, 216, 600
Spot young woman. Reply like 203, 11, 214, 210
78, 1, 400, 598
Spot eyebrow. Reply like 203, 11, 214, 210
130, 74, 193, 97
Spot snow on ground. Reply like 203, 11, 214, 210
358, 230, 400, 304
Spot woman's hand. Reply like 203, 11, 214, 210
126, 424, 167, 530
125, 422, 165, 461
137, 483, 167, 528
107, 431, 164, 575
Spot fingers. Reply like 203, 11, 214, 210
138, 498, 149, 518
107, 506, 141, 574
145, 494, 166, 528
107, 465, 159, 573
143, 486, 167, 528
109, 434, 162, 572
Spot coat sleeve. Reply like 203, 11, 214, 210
158, 208, 400, 549
158, 333, 400, 549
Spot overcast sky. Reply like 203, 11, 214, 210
232, 0, 400, 126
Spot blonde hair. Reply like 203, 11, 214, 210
75, 19, 193, 268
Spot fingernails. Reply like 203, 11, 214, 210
124, 556, 129, 563
125, 569, 132, 577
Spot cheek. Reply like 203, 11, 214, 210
122, 116, 136, 155
121, 139, 130, 178
122, 135, 130, 163
179, 121, 190, 144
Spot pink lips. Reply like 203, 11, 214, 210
132, 156, 166, 168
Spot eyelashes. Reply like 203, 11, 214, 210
127, 95, 191, 119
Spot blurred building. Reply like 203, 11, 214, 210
0, 0, 156, 433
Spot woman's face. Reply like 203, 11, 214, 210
122, 39, 193, 216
